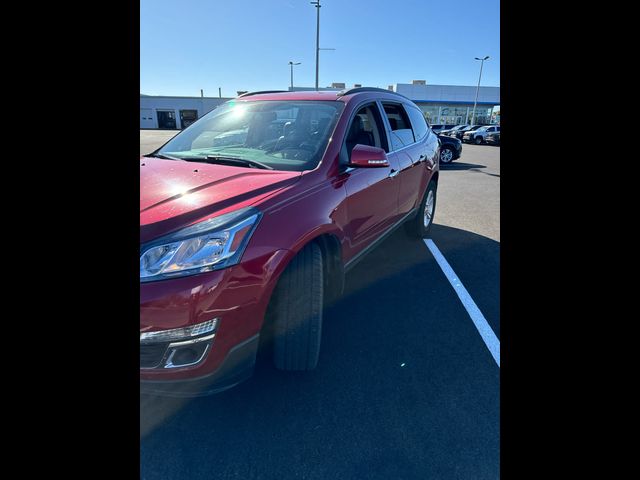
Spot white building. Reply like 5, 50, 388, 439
139, 95, 232, 129
393, 82, 500, 125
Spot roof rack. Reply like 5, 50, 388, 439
237, 90, 288, 98
336, 86, 410, 100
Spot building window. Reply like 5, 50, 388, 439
180, 110, 198, 129
415, 104, 496, 126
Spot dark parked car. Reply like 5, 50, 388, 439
452, 124, 482, 139
486, 131, 500, 145
440, 124, 468, 136
140, 87, 440, 396
438, 134, 462, 163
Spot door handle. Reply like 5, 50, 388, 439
388, 169, 400, 178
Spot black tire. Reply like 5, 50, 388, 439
272, 242, 323, 371
439, 146, 454, 164
405, 180, 437, 238
474, 136, 483, 145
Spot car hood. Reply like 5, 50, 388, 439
140, 158, 301, 243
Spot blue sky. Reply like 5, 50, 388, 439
140, 0, 499, 97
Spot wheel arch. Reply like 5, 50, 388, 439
309, 232, 344, 304
278, 230, 344, 305
257, 230, 344, 351
261, 228, 345, 324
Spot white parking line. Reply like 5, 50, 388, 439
424, 239, 500, 367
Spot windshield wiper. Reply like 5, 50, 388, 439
144, 152, 181, 161
204, 156, 273, 170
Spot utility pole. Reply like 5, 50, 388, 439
471, 56, 489, 125
311, 0, 321, 90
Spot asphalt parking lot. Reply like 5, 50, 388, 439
139, 131, 500, 479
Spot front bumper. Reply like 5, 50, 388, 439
454, 143, 462, 159
140, 334, 259, 396
140, 249, 290, 394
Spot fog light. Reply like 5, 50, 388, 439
172, 347, 202, 365
164, 339, 211, 368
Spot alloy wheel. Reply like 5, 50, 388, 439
423, 190, 435, 228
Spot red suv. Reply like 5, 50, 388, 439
140, 88, 440, 396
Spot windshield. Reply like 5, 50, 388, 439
156, 100, 344, 172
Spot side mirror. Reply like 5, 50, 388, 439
349, 144, 390, 168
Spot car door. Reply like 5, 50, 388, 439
340, 102, 401, 256
380, 102, 433, 216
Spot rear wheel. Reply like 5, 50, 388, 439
405, 180, 437, 238
272, 242, 324, 371
439, 146, 454, 164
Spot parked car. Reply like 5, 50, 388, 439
438, 134, 462, 163
140, 88, 440, 396
463, 125, 500, 144
486, 131, 500, 146
430, 124, 456, 134
440, 124, 468, 136
452, 124, 482, 139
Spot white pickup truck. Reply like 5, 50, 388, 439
462, 125, 500, 144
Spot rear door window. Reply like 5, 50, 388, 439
405, 106, 429, 142
382, 103, 415, 150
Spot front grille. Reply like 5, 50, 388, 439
140, 342, 168, 369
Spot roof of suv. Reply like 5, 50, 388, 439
238, 91, 341, 102
235, 88, 410, 103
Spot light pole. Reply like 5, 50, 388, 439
471, 56, 489, 125
288, 61, 301, 90
310, 0, 321, 90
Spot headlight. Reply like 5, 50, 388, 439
140, 207, 261, 282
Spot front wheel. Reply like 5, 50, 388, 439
272, 242, 324, 371
405, 180, 437, 238
474, 136, 483, 145
439, 146, 454, 164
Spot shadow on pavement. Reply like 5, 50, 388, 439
141, 224, 500, 480
440, 162, 486, 170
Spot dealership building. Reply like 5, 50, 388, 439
393, 81, 500, 125
140, 81, 500, 129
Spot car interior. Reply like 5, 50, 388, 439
343, 105, 388, 163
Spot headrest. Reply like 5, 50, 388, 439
253, 111, 277, 123
348, 115, 364, 139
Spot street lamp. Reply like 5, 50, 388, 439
310, 1, 335, 90
310, 1, 321, 90
288, 61, 301, 90
471, 56, 490, 125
